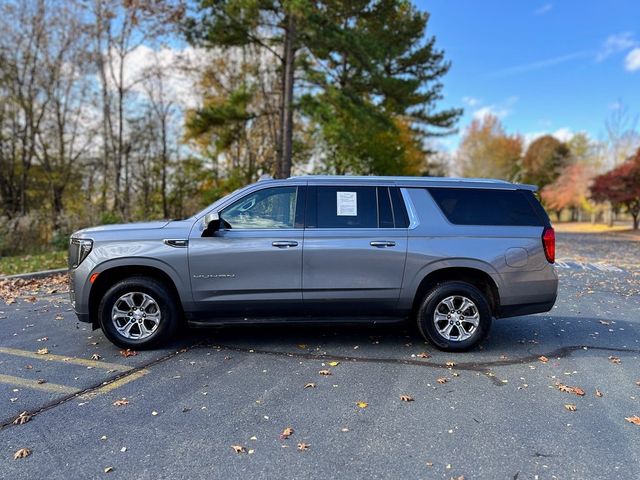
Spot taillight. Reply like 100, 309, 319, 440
542, 227, 555, 263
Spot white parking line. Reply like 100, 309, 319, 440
555, 260, 624, 272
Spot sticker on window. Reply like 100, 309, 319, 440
336, 191, 357, 216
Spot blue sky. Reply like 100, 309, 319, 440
417, 0, 640, 149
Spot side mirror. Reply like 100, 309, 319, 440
202, 212, 221, 237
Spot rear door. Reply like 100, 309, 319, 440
302, 185, 409, 317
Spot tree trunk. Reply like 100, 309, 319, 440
276, 13, 296, 179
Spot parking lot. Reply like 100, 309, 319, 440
0, 232, 639, 480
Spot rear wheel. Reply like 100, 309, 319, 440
416, 281, 492, 352
98, 276, 179, 349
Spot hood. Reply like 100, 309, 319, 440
73, 220, 171, 237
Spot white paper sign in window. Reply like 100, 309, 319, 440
336, 191, 357, 216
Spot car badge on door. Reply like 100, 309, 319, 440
192, 274, 236, 279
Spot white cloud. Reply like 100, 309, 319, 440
462, 96, 480, 107
552, 128, 574, 142
472, 96, 518, 121
534, 3, 553, 15
524, 128, 574, 147
624, 47, 640, 71
596, 32, 637, 62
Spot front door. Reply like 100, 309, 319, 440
188, 185, 305, 319
302, 185, 408, 317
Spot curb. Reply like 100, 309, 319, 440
0, 268, 67, 282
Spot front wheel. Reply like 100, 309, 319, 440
98, 276, 180, 349
416, 281, 492, 352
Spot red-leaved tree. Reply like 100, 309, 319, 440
590, 149, 640, 229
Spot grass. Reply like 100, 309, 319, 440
0, 250, 67, 276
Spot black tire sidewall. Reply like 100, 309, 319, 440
417, 281, 492, 352
98, 277, 179, 349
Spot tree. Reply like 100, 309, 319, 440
185, 0, 461, 178
590, 149, 640, 230
456, 114, 522, 180
540, 163, 594, 221
521, 135, 571, 188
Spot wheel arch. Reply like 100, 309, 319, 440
88, 263, 183, 327
410, 266, 500, 316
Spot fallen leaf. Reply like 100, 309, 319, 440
120, 349, 137, 357
596, 389, 603, 398
599, 320, 610, 325
304, 383, 316, 389
318, 369, 331, 376
437, 377, 448, 384
104, 467, 114, 473
25, 296, 36, 303
608, 356, 621, 365
400, 395, 414, 402
13, 411, 31, 425
24, 365, 33, 369
565, 404, 577, 412
445, 361, 455, 368
356, 401, 368, 409
36, 379, 46, 384
54, 314, 63, 321
231, 445, 247, 454
36, 348, 49, 355
14, 448, 31, 459
328, 361, 340, 367
297, 442, 310, 451
416, 352, 431, 359
426, 461, 434, 467
625, 416, 640, 426
297, 344, 307, 349
340, 427, 349, 432
112, 398, 129, 407
555, 382, 585, 396
538, 356, 549, 363
151, 411, 158, 416
91, 354, 101, 360
636, 380, 640, 387
452, 372, 460, 377
280, 427, 294, 440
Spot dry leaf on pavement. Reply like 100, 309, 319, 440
400, 395, 414, 402
304, 383, 316, 389
538, 356, 549, 363
280, 427, 294, 440
91, 354, 101, 360
104, 467, 114, 473
318, 369, 331, 376
625, 416, 640, 426
13, 411, 31, 425
555, 382, 585, 396
120, 349, 137, 357
565, 404, 577, 412
14, 448, 31, 459
297, 443, 310, 451
416, 352, 431, 359
356, 401, 368, 408
608, 356, 621, 364
437, 377, 448, 384
231, 445, 247, 453
328, 361, 340, 367
445, 361, 455, 368
596, 389, 603, 397
112, 398, 129, 407
36, 348, 49, 355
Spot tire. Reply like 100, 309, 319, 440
97, 276, 180, 349
416, 281, 492, 352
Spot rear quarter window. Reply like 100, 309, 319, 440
427, 187, 546, 226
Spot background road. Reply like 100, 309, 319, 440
0, 232, 638, 479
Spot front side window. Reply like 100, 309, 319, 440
221, 187, 298, 229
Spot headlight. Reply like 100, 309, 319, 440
69, 238, 93, 268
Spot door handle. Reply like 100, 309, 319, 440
370, 241, 396, 248
272, 240, 299, 248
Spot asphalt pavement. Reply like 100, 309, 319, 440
0, 232, 638, 479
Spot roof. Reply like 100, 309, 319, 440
281, 175, 537, 191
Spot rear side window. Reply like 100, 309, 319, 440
427, 188, 545, 226
311, 186, 378, 228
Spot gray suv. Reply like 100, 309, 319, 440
69, 176, 557, 352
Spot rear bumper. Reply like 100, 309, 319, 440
496, 295, 557, 318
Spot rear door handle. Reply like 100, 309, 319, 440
272, 240, 299, 248
370, 241, 396, 248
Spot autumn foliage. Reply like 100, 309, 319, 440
590, 148, 640, 229
541, 163, 594, 220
